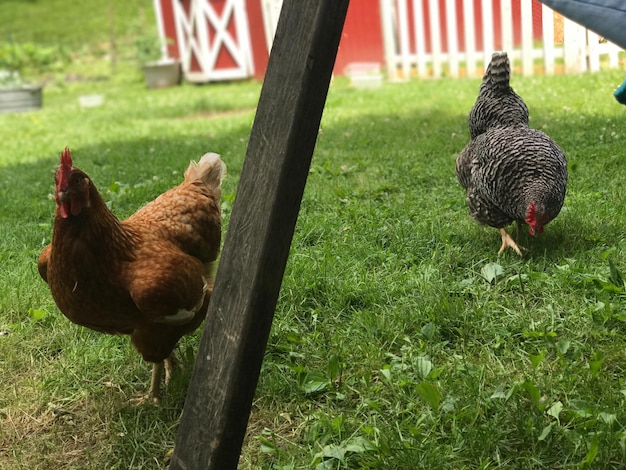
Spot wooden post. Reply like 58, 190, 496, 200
169, 1, 350, 469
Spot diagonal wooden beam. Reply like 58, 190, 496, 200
170, 1, 350, 468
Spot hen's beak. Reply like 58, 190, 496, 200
56, 190, 71, 219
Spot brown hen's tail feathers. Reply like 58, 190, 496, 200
184, 152, 227, 192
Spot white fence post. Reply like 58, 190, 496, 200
445, 0, 459, 77
587, 30, 600, 72
563, 16, 585, 73
397, 0, 412, 80
463, 0, 476, 77
481, 0, 494, 68
413, 0, 428, 78
541, 5, 555, 75
380, 0, 397, 81
520, 0, 534, 76
501, 0, 513, 54
428, 0, 442, 77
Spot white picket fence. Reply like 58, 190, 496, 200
381, 0, 624, 80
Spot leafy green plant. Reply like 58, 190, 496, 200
134, 33, 173, 65
0, 42, 67, 85
312, 436, 377, 469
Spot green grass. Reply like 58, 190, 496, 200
0, 0, 155, 50
1, 56, 626, 469
247, 71, 626, 469
0, 0, 160, 86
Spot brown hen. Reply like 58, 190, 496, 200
38, 147, 225, 402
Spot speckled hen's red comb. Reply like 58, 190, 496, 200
58, 147, 72, 189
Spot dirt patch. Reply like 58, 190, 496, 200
0, 396, 114, 469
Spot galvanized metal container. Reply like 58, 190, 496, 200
0, 85, 43, 114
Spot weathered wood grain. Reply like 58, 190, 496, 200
170, 1, 350, 468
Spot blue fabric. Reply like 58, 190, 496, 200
539, 0, 626, 105
538, 0, 626, 49
614, 79, 626, 104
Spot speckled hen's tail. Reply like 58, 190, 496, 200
483, 52, 511, 92
184, 152, 227, 195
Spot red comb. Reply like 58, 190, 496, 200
58, 147, 73, 189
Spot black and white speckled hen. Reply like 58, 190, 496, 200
456, 52, 568, 255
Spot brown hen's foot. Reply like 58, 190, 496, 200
130, 354, 185, 405
498, 228, 524, 256
130, 361, 165, 405
130, 394, 160, 405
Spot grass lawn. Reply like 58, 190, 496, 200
0, 56, 625, 468
0, 0, 156, 51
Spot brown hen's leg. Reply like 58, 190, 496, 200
131, 362, 164, 404
498, 228, 523, 256
163, 353, 183, 385
132, 354, 183, 404
148, 361, 165, 401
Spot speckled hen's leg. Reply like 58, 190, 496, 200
498, 228, 523, 256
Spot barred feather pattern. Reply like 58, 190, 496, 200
469, 52, 529, 138
457, 126, 567, 229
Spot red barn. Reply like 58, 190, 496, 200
153, 0, 543, 82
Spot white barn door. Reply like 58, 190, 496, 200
173, 0, 254, 82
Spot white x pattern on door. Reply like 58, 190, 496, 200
173, 0, 253, 81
